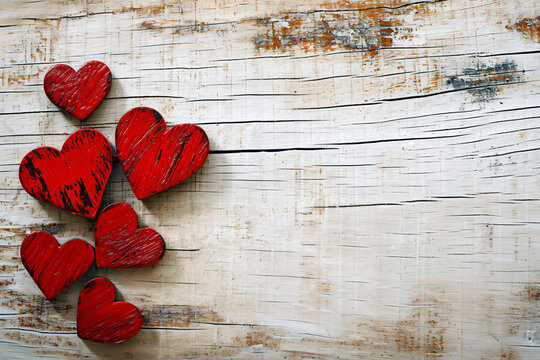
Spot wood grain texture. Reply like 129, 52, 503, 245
0, 0, 539, 358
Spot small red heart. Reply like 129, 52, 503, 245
77, 277, 142, 344
20, 232, 94, 299
44, 61, 112, 120
19, 129, 113, 219
116, 107, 209, 199
95, 203, 166, 268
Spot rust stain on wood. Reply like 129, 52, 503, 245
359, 297, 446, 356
522, 285, 540, 302
504, 350, 518, 360
223, 294, 447, 357
139, 20, 158, 30
4, 331, 79, 350
320, 0, 444, 10
253, 1, 442, 54
507, 324, 519, 336
112, 4, 168, 16
238, 330, 283, 350
511, 284, 540, 303
507, 16, 540, 43
5, 71, 43, 86
253, 12, 398, 54
18, 314, 75, 332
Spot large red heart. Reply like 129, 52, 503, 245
19, 129, 113, 219
115, 107, 209, 199
20, 232, 94, 299
95, 203, 166, 268
44, 61, 112, 120
77, 277, 142, 343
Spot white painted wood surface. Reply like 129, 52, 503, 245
0, 0, 539, 358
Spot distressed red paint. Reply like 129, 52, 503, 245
44, 61, 112, 120
20, 232, 94, 299
77, 277, 142, 344
115, 107, 209, 199
19, 129, 113, 218
95, 203, 166, 268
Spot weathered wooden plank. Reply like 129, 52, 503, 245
0, 0, 539, 358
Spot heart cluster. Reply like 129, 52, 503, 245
18, 61, 209, 343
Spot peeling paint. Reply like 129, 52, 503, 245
253, 11, 400, 53
253, 1, 442, 54
446, 60, 522, 101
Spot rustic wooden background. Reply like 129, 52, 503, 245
0, 0, 539, 358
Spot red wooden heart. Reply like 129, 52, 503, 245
95, 203, 166, 268
115, 107, 209, 199
19, 129, 113, 219
20, 232, 94, 299
44, 61, 112, 120
77, 277, 142, 344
